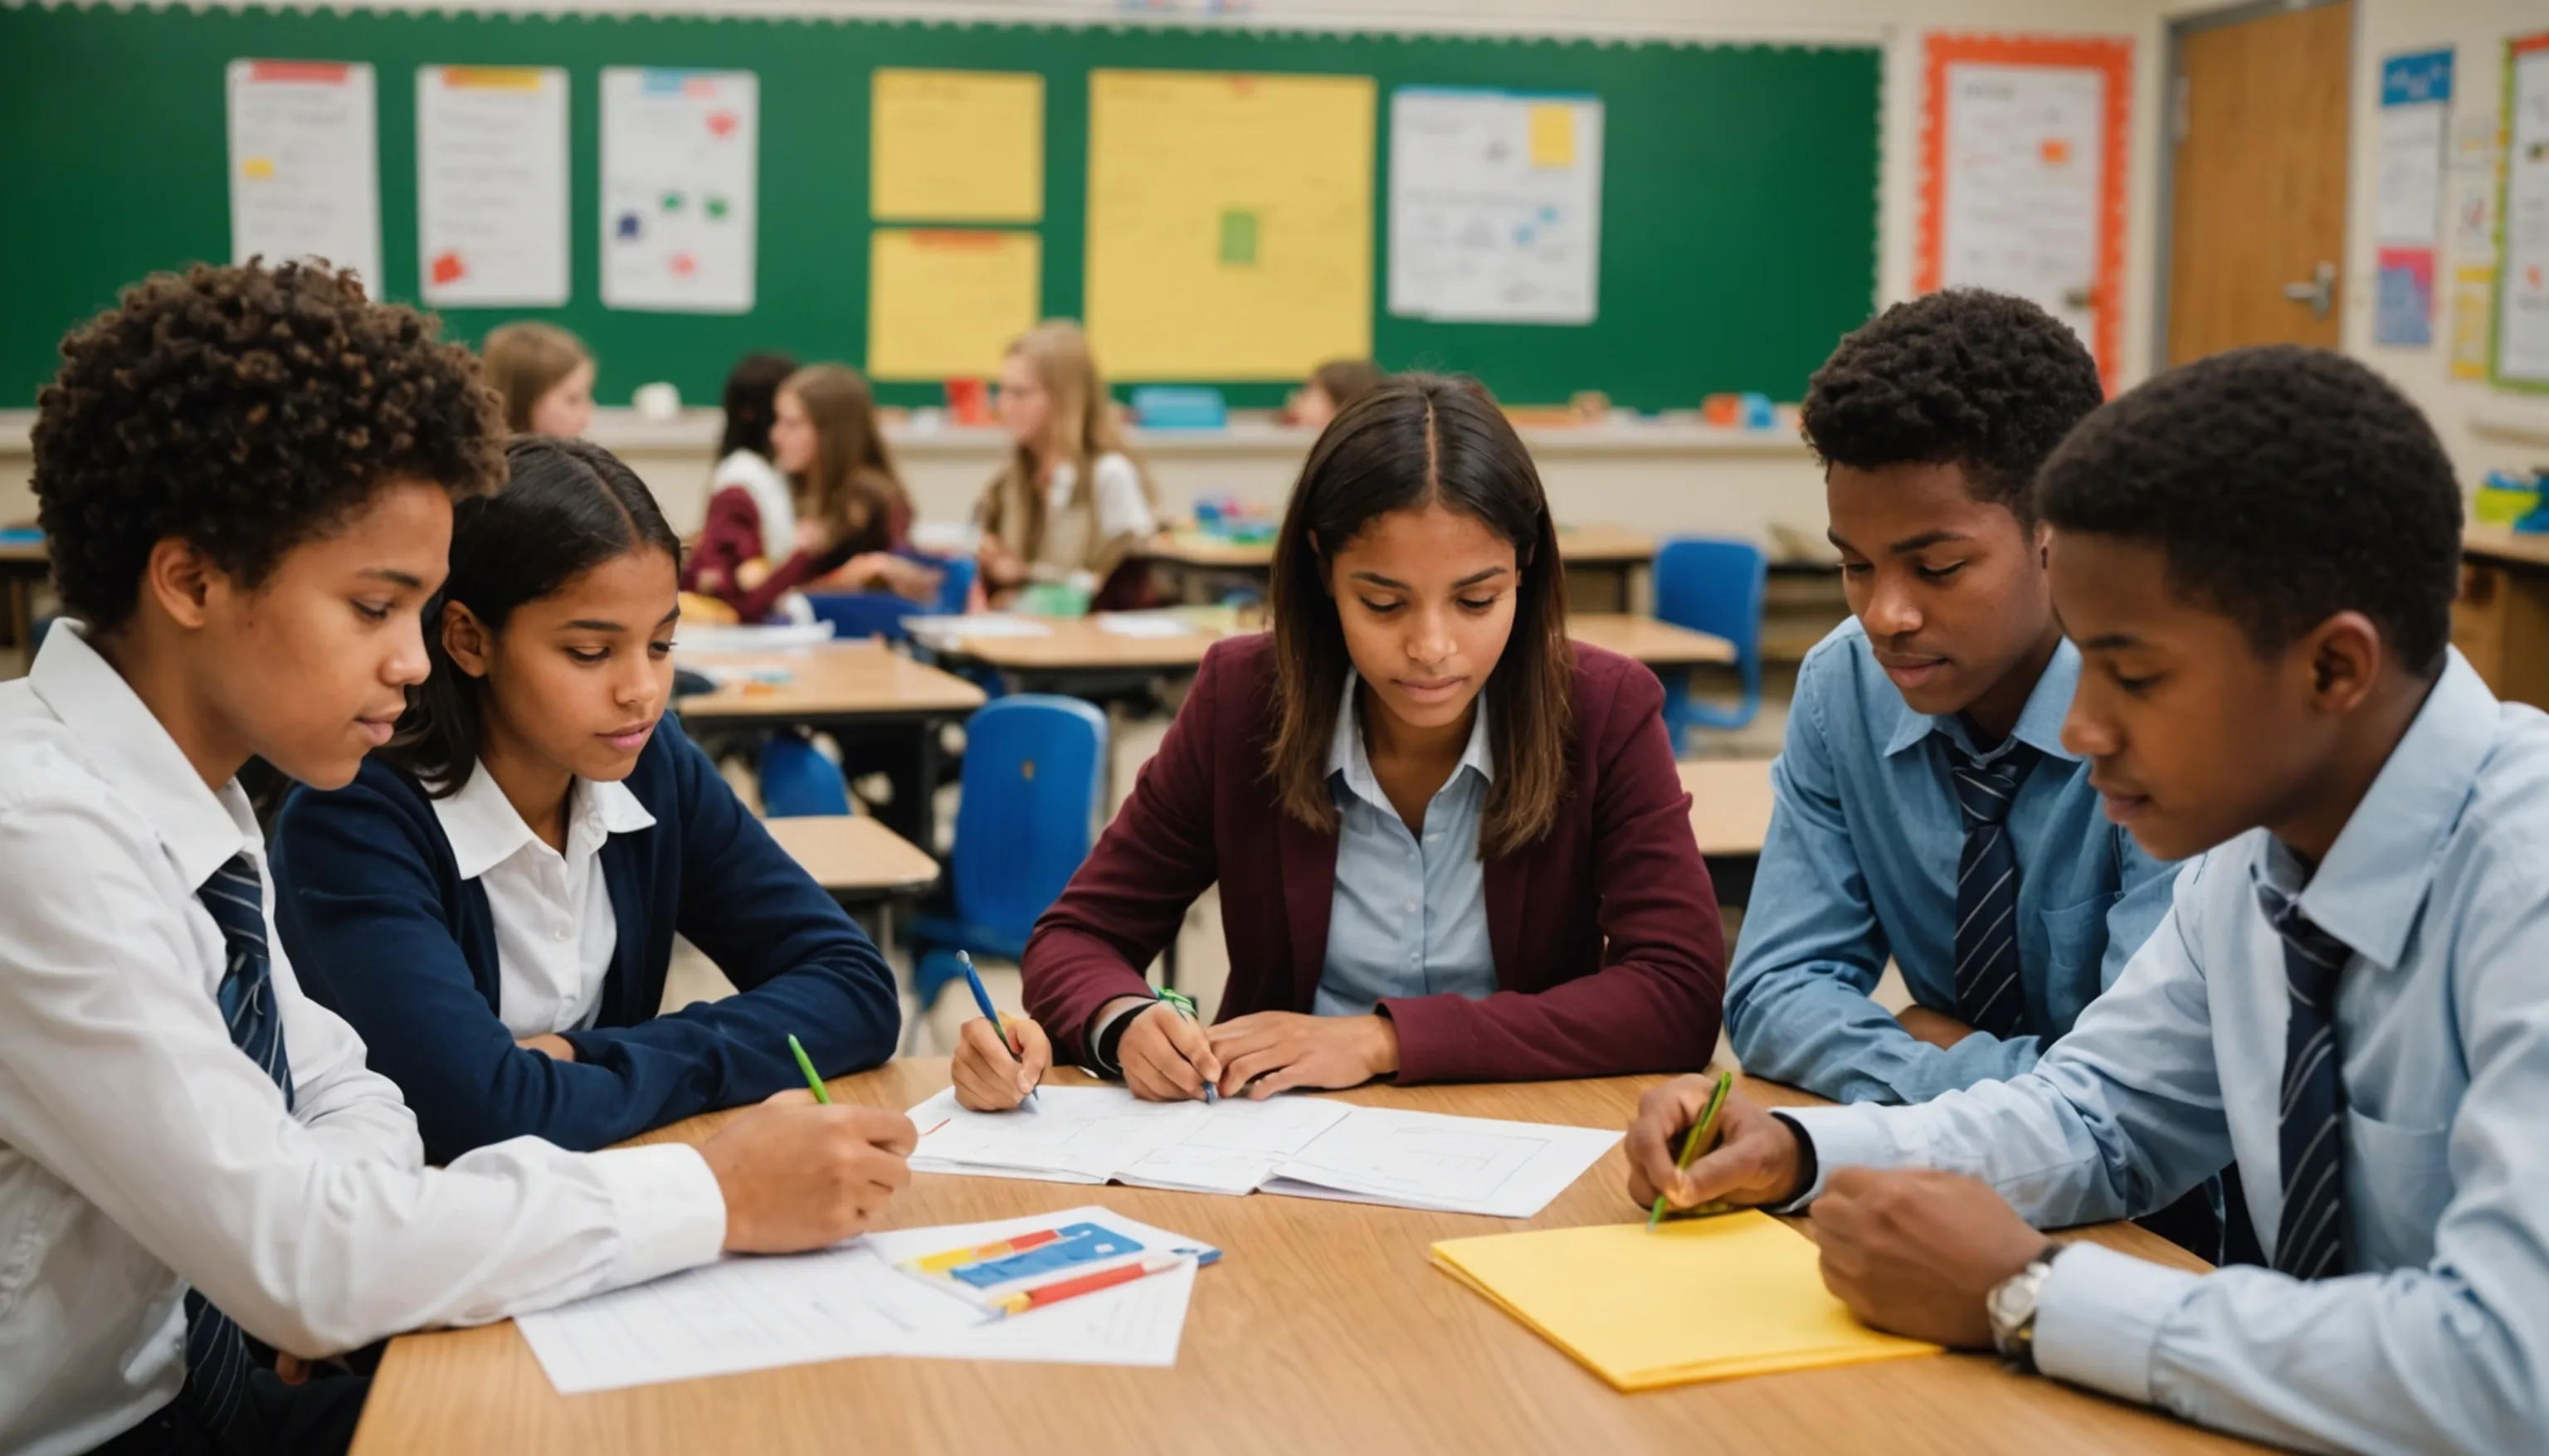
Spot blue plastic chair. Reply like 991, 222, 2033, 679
1653, 536, 1767, 749
803, 590, 921, 643
909, 695, 1109, 1006
757, 733, 852, 818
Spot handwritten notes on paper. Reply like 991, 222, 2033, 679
1388, 88, 1606, 324
227, 60, 380, 294
417, 66, 568, 307
602, 68, 758, 313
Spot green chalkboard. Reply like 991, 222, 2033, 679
0, 4, 1879, 411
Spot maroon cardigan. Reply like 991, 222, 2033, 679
1021, 633, 1726, 1083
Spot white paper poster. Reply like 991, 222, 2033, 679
1937, 61, 2105, 348
1388, 87, 1604, 324
2500, 37, 2549, 385
227, 60, 381, 295
601, 68, 758, 314
417, 66, 568, 307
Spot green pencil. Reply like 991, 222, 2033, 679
787, 1034, 832, 1105
1647, 1069, 1734, 1231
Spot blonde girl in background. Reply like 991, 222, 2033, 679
975, 320, 1160, 611
480, 321, 595, 436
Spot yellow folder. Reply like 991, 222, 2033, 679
1431, 1212, 1940, 1391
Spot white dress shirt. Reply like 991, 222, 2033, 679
1044, 452, 1157, 543
0, 626, 727, 1456
431, 762, 656, 1038
1782, 651, 2549, 1455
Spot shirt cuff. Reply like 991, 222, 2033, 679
1084, 999, 1155, 1079
1772, 1103, 1911, 1208
586, 1142, 728, 1287
2033, 1241, 2200, 1405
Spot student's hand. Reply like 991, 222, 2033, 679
1113, 998, 1222, 1103
795, 519, 831, 556
1808, 1168, 2047, 1349
1626, 1081, 1806, 1212
953, 1014, 1051, 1111
977, 537, 1026, 589
518, 1035, 578, 1062
700, 1093, 916, 1254
1206, 1012, 1398, 1098
1896, 1006, 1979, 1051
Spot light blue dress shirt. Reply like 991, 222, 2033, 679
1784, 651, 2549, 1455
1726, 621, 2181, 1103
1313, 674, 1499, 1017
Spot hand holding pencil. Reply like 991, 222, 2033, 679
1625, 1074, 1815, 1215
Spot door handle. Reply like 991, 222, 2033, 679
2281, 261, 2337, 319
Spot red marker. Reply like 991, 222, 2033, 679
990, 1254, 1186, 1318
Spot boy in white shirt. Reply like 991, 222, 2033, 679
0, 261, 916, 1456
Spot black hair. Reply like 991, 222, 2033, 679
1799, 289, 2105, 524
718, 350, 797, 461
2038, 345, 2462, 676
383, 436, 683, 794
32, 261, 503, 634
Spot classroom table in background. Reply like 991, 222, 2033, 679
1136, 523, 1657, 614
2454, 525, 2549, 711
763, 812, 941, 938
1681, 757, 1777, 910
0, 535, 46, 652
672, 641, 986, 855
348, 1059, 2262, 1456
1567, 612, 1735, 670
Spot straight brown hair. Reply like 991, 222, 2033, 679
478, 322, 589, 433
782, 363, 910, 547
1265, 373, 1573, 859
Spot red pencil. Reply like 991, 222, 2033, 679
989, 1254, 1186, 1318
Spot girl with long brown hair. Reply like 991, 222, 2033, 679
973, 319, 1159, 610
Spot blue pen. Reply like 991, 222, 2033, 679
959, 951, 1041, 1110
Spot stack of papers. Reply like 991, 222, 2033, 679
903, 613, 1053, 651
1431, 1214, 1939, 1390
674, 621, 838, 654
514, 1206, 1207, 1394
909, 1086, 1620, 1219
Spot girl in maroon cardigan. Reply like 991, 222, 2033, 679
953, 375, 1724, 1112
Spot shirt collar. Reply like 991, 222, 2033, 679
1882, 635, 2084, 762
432, 760, 656, 880
1326, 670, 1494, 807
2276, 649, 2498, 970
27, 621, 262, 891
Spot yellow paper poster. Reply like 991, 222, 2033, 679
1085, 70, 1374, 380
2453, 263, 2496, 379
1528, 103, 1576, 168
871, 69, 1044, 223
867, 229, 1041, 382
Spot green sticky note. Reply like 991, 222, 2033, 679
1219, 209, 1259, 265
705, 195, 730, 222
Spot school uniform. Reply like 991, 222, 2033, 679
0, 625, 725, 1456
1726, 620, 2181, 1105
1024, 632, 1726, 1083
270, 714, 900, 1164
976, 451, 1158, 611
1777, 650, 2549, 1454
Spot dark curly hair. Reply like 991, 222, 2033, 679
1799, 290, 2105, 524
2039, 345, 2461, 677
32, 261, 505, 635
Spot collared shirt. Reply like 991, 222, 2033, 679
0, 626, 726, 1456
1784, 651, 2549, 1455
431, 762, 656, 1038
1313, 674, 1499, 1016
1725, 620, 2181, 1104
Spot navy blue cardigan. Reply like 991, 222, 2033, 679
270, 716, 900, 1163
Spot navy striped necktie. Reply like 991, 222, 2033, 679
2256, 879, 2351, 1282
1948, 740, 2039, 1039
188, 851, 295, 1435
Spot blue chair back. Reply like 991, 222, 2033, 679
1653, 536, 1767, 742
949, 695, 1109, 943
757, 733, 850, 818
928, 554, 977, 615
804, 590, 920, 643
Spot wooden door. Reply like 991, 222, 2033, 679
2165, 0, 2353, 364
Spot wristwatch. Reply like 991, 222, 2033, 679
1986, 1241, 2067, 1372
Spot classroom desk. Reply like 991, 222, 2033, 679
0, 536, 44, 651
350, 1060, 2260, 1456
1681, 757, 1777, 910
1137, 523, 1658, 613
1569, 611, 1737, 669
2454, 525, 2549, 709
763, 811, 940, 928
673, 642, 986, 854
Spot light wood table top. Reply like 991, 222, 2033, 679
1137, 523, 1658, 571
919, 614, 1252, 671
674, 641, 987, 722
352, 1061, 2260, 1456
762, 814, 939, 895
1681, 757, 1777, 858
0, 538, 43, 566
2463, 523, 2549, 571
1571, 612, 1736, 667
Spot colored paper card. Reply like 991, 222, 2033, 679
2453, 264, 2496, 379
2376, 246, 2436, 347
417, 66, 568, 307
1389, 88, 1605, 325
1085, 70, 1374, 380
2375, 49, 2451, 247
1431, 1214, 1938, 1391
226, 59, 381, 295
867, 229, 1041, 382
1528, 103, 1576, 168
1218, 209, 1259, 265
871, 69, 1044, 223
601, 68, 758, 314
2497, 33, 2549, 388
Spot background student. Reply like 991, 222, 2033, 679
273, 437, 901, 1163
479, 320, 595, 438
975, 319, 1160, 611
682, 350, 798, 616
1630, 347, 2549, 1456
1293, 358, 1383, 431
950, 374, 1723, 1113
1724, 290, 2178, 1108
1, 262, 910, 1456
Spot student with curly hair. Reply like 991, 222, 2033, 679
1724, 290, 2181, 1108
0, 263, 913, 1456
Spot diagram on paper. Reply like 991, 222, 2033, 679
601, 67, 758, 313
1389, 87, 1605, 324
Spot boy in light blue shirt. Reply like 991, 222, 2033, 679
1727, 290, 2178, 1107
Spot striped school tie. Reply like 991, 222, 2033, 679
1948, 742, 2038, 1039
2256, 880, 2351, 1281
187, 852, 295, 1436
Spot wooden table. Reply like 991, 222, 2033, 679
352, 1061, 2261, 1456
764, 813, 939, 908
1571, 611, 1736, 669
2455, 525, 2549, 709
1681, 757, 1777, 909
1138, 523, 1658, 613
0, 536, 45, 652
674, 642, 986, 854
